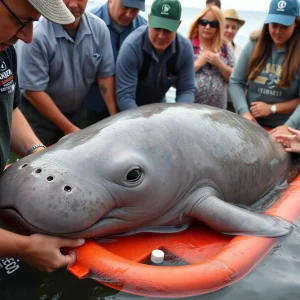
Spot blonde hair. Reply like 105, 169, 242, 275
248, 17, 300, 87
187, 6, 226, 52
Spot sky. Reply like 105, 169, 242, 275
145, 0, 271, 11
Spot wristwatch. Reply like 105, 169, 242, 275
271, 104, 277, 114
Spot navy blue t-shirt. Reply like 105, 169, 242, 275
0, 46, 21, 172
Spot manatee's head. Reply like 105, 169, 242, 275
0, 112, 184, 238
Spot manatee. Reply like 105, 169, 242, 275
0, 104, 293, 238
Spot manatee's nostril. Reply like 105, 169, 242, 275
35, 168, 42, 174
64, 185, 72, 193
21, 164, 28, 169
46, 176, 54, 182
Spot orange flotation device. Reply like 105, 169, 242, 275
68, 174, 300, 298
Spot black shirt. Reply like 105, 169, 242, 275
0, 46, 21, 172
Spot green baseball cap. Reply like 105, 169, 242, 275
149, 0, 182, 32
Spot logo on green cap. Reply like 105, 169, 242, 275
162, 4, 171, 14
149, 0, 182, 32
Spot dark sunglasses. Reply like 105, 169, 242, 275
0, 0, 32, 33
198, 19, 219, 28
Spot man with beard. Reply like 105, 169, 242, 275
84, 0, 146, 125
19, 0, 117, 146
0, 0, 85, 273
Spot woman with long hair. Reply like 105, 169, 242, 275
229, 0, 300, 135
187, 6, 235, 109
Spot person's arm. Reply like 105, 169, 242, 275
215, 59, 232, 82
96, 76, 118, 115
277, 98, 300, 114
24, 91, 80, 134
284, 78, 300, 129
194, 52, 207, 72
116, 43, 139, 111
217, 44, 235, 82
285, 105, 300, 130
175, 42, 196, 103
94, 22, 117, 115
10, 108, 45, 157
0, 228, 84, 272
250, 98, 300, 118
269, 102, 300, 136
229, 42, 254, 117
270, 78, 300, 135
204, 46, 234, 82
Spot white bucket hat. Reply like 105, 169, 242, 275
28, 0, 75, 24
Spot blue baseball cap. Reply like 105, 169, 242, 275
121, 0, 145, 11
264, 0, 300, 26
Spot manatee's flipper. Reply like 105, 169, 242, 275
188, 188, 293, 237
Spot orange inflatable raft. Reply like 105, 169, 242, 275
68, 174, 300, 298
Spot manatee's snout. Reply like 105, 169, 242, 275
0, 157, 109, 236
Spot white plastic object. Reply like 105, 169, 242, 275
150, 249, 165, 264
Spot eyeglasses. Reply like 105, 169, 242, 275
198, 19, 219, 29
0, 0, 32, 33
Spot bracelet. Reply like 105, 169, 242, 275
26, 144, 46, 156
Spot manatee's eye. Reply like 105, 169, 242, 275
126, 168, 142, 183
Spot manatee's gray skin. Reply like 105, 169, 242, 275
0, 104, 292, 238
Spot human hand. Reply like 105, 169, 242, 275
19, 234, 85, 272
250, 102, 272, 118
204, 51, 221, 67
269, 124, 290, 136
274, 127, 300, 153
242, 112, 258, 124
195, 52, 207, 69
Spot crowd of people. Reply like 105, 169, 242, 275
0, 0, 299, 274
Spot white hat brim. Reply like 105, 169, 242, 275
28, 0, 75, 24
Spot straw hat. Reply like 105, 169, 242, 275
223, 9, 245, 27
28, 0, 75, 24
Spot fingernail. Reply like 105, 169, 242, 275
77, 238, 85, 245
